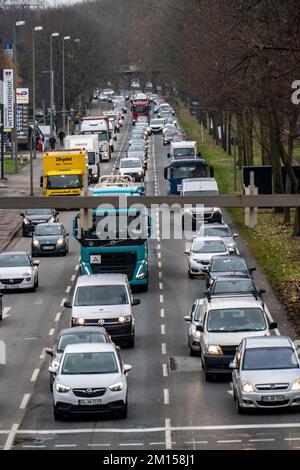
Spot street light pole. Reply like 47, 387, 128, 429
62, 35, 71, 132
13, 20, 25, 174
31, 25, 43, 196
49, 32, 59, 134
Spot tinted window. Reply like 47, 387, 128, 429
0, 254, 30, 267
183, 190, 218, 196
172, 165, 207, 179
204, 226, 231, 237
213, 279, 255, 294
27, 208, 53, 216
47, 174, 82, 189
174, 148, 195, 158
211, 257, 247, 272
35, 225, 62, 236
58, 333, 107, 353
192, 240, 226, 253
243, 347, 298, 370
120, 159, 141, 168
62, 352, 118, 374
75, 285, 129, 306
207, 308, 266, 332
88, 152, 96, 165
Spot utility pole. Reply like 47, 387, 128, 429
62, 36, 71, 132
49, 32, 59, 133
13, 21, 26, 173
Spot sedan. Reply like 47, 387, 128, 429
32, 223, 69, 257
206, 255, 256, 287
231, 336, 300, 413
185, 237, 234, 278
46, 326, 111, 390
0, 251, 39, 291
53, 343, 132, 420
21, 208, 59, 237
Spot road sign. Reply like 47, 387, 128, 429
16, 105, 29, 140
16, 88, 29, 105
3, 69, 14, 130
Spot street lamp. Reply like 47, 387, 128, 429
49, 32, 60, 133
62, 35, 71, 132
13, 20, 26, 174
31, 25, 43, 196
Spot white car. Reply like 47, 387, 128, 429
149, 118, 165, 134
0, 251, 39, 291
118, 157, 144, 182
53, 343, 132, 420
185, 237, 233, 278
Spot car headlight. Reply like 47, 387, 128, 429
291, 379, 300, 391
118, 315, 131, 324
206, 345, 222, 355
23, 268, 32, 276
57, 238, 64, 245
108, 381, 124, 391
138, 171, 143, 176
73, 318, 85, 326
213, 207, 221, 213
191, 325, 201, 337
241, 381, 254, 393
55, 383, 71, 393
33, 239, 40, 247
24, 217, 30, 225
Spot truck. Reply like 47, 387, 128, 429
167, 141, 200, 160
40, 150, 87, 196
64, 134, 100, 184
131, 100, 150, 125
80, 115, 111, 162
164, 158, 214, 195
73, 194, 151, 291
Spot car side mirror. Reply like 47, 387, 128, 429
259, 288, 266, 294
132, 298, 141, 306
184, 315, 191, 322
209, 166, 214, 177
233, 233, 239, 238
55, 211, 60, 216
20, 213, 25, 217
198, 152, 202, 157
64, 301, 72, 308
45, 347, 54, 357
202, 265, 209, 272
196, 325, 204, 332
229, 361, 237, 369
167, 153, 171, 158
228, 248, 235, 255
184, 249, 190, 255
124, 364, 132, 373
269, 321, 278, 330
32, 260, 40, 266
249, 267, 256, 273
40, 176, 44, 188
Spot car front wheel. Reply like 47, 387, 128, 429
53, 406, 64, 421
118, 402, 128, 419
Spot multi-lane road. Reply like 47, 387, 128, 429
1, 106, 300, 451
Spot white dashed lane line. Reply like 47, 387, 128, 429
159, 282, 163, 290
71, 274, 76, 282
54, 312, 61, 322
162, 343, 167, 355
19, 393, 30, 410
160, 308, 165, 318
40, 348, 46, 359
30, 369, 40, 383
49, 328, 55, 336
75, 265, 79, 271
65, 286, 71, 294
162, 364, 168, 377
161, 324, 165, 335
164, 389, 170, 405
2, 306, 11, 319
160, 295, 164, 304
60, 298, 66, 307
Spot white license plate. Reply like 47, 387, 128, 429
43, 246, 54, 250
261, 395, 285, 402
4, 284, 16, 289
78, 399, 102, 406
90, 254, 101, 264
177, 184, 182, 192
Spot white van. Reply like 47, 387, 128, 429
65, 274, 140, 348
80, 117, 110, 162
181, 178, 222, 224
168, 141, 199, 160
64, 134, 100, 183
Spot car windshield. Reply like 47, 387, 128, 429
98, 132, 107, 142
129, 145, 144, 151
211, 257, 248, 272
192, 240, 226, 253
207, 308, 266, 332
47, 174, 82, 189
61, 351, 118, 374
35, 225, 62, 236
0, 254, 30, 267
174, 148, 195, 157
58, 333, 107, 353
27, 208, 53, 216
151, 119, 164, 125
133, 106, 148, 112
243, 347, 299, 370
120, 159, 141, 168
204, 226, 231, 237
213, 279, 256, 294
183, 190, 218, 196
172, 165, 207, 179
75, 285, 129, 306
88, 152, 95, 165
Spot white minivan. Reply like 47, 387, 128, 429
64, 274, 140, 348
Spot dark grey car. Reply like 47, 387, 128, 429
32, 223, 69, 257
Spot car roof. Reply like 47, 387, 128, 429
211, 254, 246, 262
172, 141, 196, 148
170, 159, 206, 166
35, 223, 62, 227
203, 223, 230, 229
63, 343, 117, 354
0, 251, 28, 256
206, 296, 263, 309
75, 273, 128, 286
213, 277, 254, 283
182, 179, 218, 190
193, 236, 225, 243
244, 336, 292, 349
60, 326, 108, 336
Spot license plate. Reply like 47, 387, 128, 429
90, 254, 101, 264
78, 399, 102, 406
43, 246, 54, 250
177, 184, 182, 192
4, 284, 16, 289
261, 395, 285, 402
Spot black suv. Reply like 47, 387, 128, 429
21, 208, 59, 237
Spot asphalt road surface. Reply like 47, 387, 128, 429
1, 107, 300, 451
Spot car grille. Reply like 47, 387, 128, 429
31, 220, 45, 225
73, 388, 106, 398
90, 252, 137, 280
82, 317, 122, 326
200, 261, 210, 265
1, 278, 23, 285
256, 400, 289, 407
256, 383, 289, 391
221, 345, 237, 356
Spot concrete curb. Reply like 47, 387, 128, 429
0, 222, 21, 253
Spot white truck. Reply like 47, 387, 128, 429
80, 116, 111, 162
64, 134, 100, 184
167, 141, 201, 160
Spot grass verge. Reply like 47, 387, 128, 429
4, 157, 29, 175
177, 106, 300, 331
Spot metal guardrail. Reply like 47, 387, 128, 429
0, 195, 300, 209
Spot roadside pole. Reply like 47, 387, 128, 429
233, 137, 237, 192
0, 104, 4, 180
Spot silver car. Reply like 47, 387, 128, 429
46, 326, 111, 391
184, 298, 203, 355
201, 223, 239, 253
0, 251, 39, 291
231, 336, 300, 413
185, 237, 233, 278
53, 343, 132, 420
